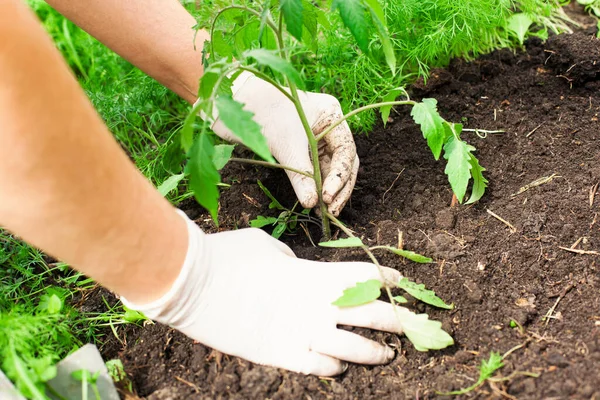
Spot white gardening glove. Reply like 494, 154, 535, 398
211, 72, 359, 216
122, 212, 403, 376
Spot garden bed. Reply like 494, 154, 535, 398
100, 29, 600, 399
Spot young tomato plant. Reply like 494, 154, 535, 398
178, 0, 487, 351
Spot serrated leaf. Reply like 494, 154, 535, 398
157, 173, 185, 197
332, 0, 371, 54
213, 144, 235, 170
38, 293, 63, 314
272, 223, 287, 239
376, 246, 432, 263
250, 215, 278, 228
257, 180, 284, 210
162, 136, 184, 174
381, 88, 402, 126
244, 49, 304, 89
397, 278, 454, 309
507, 13, 533, 45
281, 0, 304, 42
332, 279, 381, 307
198, 71, 233, 104
443, 135, 474, 204
465, 153, 487, 204
411, 99, 447, 160
397, 308, 454, 351
393, 295, 408, 303
480, 352, 504, 378
187, 133, 221, 222
215, 95, 275, 163
212, 30, 234, 58
319, 237, 364, 248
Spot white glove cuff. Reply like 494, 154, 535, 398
120, 210, 206, 327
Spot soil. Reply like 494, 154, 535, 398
99, 17, 600, 400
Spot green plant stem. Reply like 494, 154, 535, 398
229, 157, 312, 178
326, 212, 401, 321
315, 100, 416, 142
273, 13, 331, 239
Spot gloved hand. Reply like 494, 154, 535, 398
122, 212, 403, 376
211, 72, 359, 217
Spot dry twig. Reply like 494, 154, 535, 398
511, 174, 558, 197
487, 209, 517, 233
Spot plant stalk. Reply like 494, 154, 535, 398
274, 13, 331, 239
229, 157, 312, 178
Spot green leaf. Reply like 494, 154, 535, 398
443, 135, 474, 204
212, 144, 235, 170
319, 237, 364, 248
157, 173, 185, 197
215, 95, 274, 163
250, 215, 278, 228
393, 295, 408, 303
365, 0, 396, 74
397, 308, 454, 351
162, 136, 185, 174
187, 133, 221, 222
38, 293, 63, 314
257, 180, 284, 210
106, 359, 127, 383
280, 0, 304, 42
376, 246, 433, 263
272, 223, 287, 239
332, 279, 381, 307
332, 0, 371, 54
6, 342, 47, 400
397, 278, 454, 309
381, 89, 401, 126
244, 49, 304, 89
71, 369, 91, 382
465, 153, 487, 204
198, 71, 234, 103
258, 1, 271, 42
410, 99, 447, 160
212, 30, 234, 58
122, 306, 147, 323
507, 13, 533, 45
443, 352, 504, 395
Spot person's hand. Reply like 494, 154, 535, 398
211, 72, 358, 217
122, 212, 403, 376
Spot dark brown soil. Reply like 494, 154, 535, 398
102, 30, 600, 399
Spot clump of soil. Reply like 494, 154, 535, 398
101, 31, 600, 399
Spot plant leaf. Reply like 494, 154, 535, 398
332, 279, 381, 307
215, 95, 275, 163
443, 135, 474, 204
187, 133, 221, 222
507, 13, 533, 45
244, 49, 304, 89
257, 180, 284, 210
272, 223, 287, 239
365, 0, 396, 74
319, 237, 364, 248
157, 173, 185, 197
280, 0, 304, 42
411, 99, 447, 160
397, 308, 454, 351
381, 89, 402, 126
213, 144, 235, 170
465, 152, 487, 204
397, 278, 454, 309
376, 246, 433, 263
250, 215, 278, 228
332, 0, 371, 54
393, 295, 408, 303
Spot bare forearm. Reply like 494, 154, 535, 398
46, 0, 209, 104
0, 1, 187, 303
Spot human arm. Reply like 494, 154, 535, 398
44, 0, 359, 215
